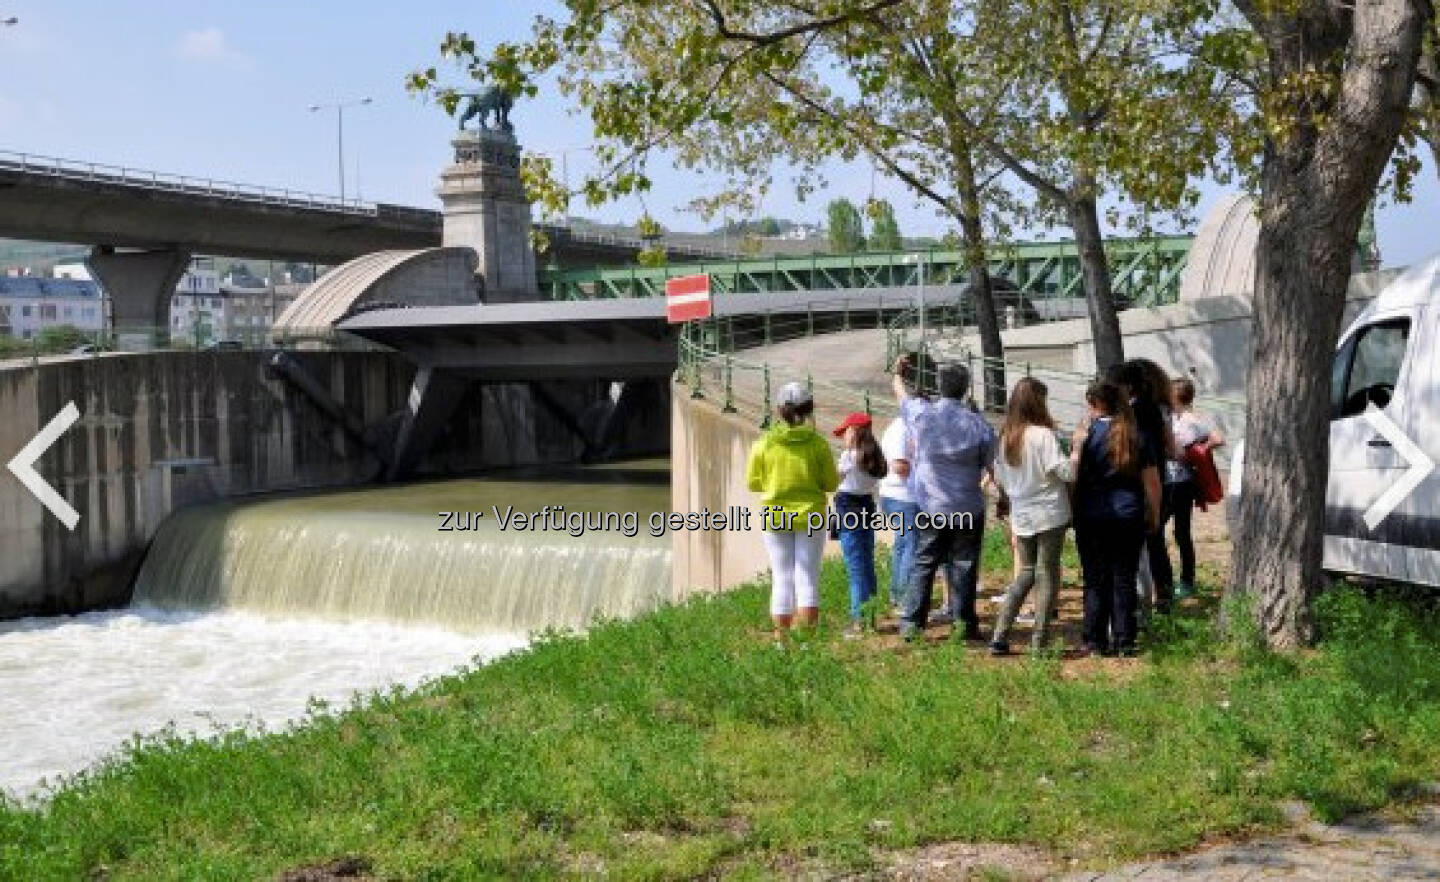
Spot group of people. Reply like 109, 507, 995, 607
744, 353, 1223, 655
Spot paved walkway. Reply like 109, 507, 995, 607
1060, 804, 1440, 881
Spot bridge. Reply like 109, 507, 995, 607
540, 235, 1194, 307
0, 148, 738, 266
0, 148, 740, 345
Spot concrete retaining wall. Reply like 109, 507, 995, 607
0, 352, 669, 619
670, 383, 771, 594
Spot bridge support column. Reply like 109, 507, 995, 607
387, 365, 467, 481
86, 246, 190, 349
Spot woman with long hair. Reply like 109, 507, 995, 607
746, 382, 839, 640
832, 412, 888, 634
1109, 359, 1180, 617
1072, 379, 1161, 656
988, 377, 1075, 654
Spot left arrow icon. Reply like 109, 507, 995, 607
7, 402, 81, 530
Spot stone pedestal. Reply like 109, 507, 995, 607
436, 129, 538, 301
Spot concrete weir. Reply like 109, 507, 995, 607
0, 352, 669, 619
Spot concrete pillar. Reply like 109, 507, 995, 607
86, 246, 190, 349
436, 129, 539, 301
387, 365, 468, 481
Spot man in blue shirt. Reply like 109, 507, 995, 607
893, 361, 996, 641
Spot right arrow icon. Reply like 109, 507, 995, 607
1362, 405, 1435, 532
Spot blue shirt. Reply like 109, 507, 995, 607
901, 396, 995, 519
1075, 417, 1157, 522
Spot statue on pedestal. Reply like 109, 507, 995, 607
456, 86, 514, 134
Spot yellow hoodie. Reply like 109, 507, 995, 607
745, 422, 839, 523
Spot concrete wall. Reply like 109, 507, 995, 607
0, 352, 669, 619
670, 383, 771, 594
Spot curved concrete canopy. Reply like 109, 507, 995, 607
273, 247, 480, 338
1177, 193, 1259, 302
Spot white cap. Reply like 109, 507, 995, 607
774, 381, 812, 407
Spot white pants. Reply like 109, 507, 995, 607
763, 528, 826, 616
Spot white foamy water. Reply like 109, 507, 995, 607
0, 606, 526, 800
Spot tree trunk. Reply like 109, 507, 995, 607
955, 149, 1007, 412
1231, 195, 1355, 648
1419, 50, 1440, 177
1067, 188, 1125, 370
1229, 0, 1427, 648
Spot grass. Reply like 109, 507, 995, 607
2, 543, 1439, 880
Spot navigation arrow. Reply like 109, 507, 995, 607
1362, 404, 1435, 532
6, 402, 81, 530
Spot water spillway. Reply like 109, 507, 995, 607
130, 461, 674, 634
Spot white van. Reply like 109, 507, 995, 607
1227, 255, 1440, 587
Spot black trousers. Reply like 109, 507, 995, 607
1076, 518, 1146, 652
1168, 480, 1197, 585
1145, 485, 1176, 612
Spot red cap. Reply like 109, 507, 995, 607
832, 411, 872, 437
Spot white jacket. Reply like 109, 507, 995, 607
991, 425, 1074, 537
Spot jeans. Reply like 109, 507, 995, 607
1076, 518, 1145, 653
1168, 480, 1197, 585
992, 524, 1067, 649
835, 492, 879, 621
903, 514, 985, 634
879, 496, 920, 609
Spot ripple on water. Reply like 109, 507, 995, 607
0, 606, 526, 801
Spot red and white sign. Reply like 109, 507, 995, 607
665, 273, 711, 323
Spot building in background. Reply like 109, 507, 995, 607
170, 263, 304, 345
0, 276, 105, 340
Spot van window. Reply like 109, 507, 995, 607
1331, 318, 1410, 419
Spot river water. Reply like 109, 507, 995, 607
0, 461, 670, 800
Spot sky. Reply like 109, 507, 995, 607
0, 1, 1436, 267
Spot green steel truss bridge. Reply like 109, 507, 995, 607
539, 234, 1193, 306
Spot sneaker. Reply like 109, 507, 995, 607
900, 624, 921, 643
989, 641, 1011, 656
1015, 612, 1036, 625
929, 611, 955, 626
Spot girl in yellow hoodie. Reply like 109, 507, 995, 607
746, 382, 839, 636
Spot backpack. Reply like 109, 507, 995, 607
1183, 441, 1225, 510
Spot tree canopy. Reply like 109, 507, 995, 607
826, 198, 867, 253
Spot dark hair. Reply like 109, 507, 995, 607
1085, 380, 1140, 474
938, 363, 970, 400
1133, 359, 1173, 410
849, 423, 888, 479
1001, 377, 1055, 467
1173, 377, 1196, 406
778, 400, 814, 426
1109, 359, 1172, 410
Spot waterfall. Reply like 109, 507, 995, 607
131, 470, 674, 634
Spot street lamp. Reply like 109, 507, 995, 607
903, 251, 930, 389
308, 97, 372, 206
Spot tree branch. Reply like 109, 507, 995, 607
695, 0, 905, 46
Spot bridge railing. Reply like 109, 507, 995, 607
0, 149, 377, 215
0, 324, 389, 367
677, 303, 1247, 458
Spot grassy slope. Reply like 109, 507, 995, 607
2, 541, 1439, 881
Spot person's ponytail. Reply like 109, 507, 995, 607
1086, 380, 1140, 474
